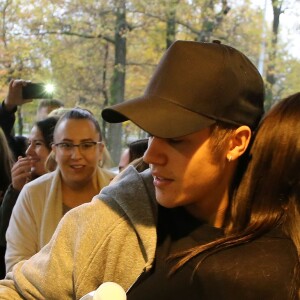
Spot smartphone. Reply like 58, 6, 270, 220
22, 83, 54, 99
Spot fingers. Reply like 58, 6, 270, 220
5, 79, 33, 110
11, 79, 27, 87
11, 157, 33, 191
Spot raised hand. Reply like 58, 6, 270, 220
11, 156, 33, 191
4, 79, 32, 112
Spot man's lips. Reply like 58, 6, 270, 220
152, 172, 174, 187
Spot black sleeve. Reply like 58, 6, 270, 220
0, 101, 17, 138
0, 185, 19, 247
0, 101, 27, 159
0, 184, 19, 279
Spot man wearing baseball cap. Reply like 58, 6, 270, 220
0, 40, 291, 299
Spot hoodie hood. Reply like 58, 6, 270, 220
98, 166, 157, 271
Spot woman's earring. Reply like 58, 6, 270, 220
227, 155, 232, 163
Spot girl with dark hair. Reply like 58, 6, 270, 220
119, 138, 149, 172
0, 116, 59, 278
169, 92, 300, 299
5, 108, 114, 272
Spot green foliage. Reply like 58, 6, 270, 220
1, 0, 299, 157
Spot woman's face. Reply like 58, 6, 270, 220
52, 118, 104, 189
25, 125, 51, 177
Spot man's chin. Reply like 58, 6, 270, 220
155, 194, 178, 208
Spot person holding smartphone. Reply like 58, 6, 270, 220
0, 80, 62, 158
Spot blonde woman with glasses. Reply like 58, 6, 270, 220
5, 108, 114, 273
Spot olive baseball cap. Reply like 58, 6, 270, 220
102, 40, 265, 138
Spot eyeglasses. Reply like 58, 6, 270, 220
53, 141, 103, 154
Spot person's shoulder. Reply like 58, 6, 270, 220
26, 171, 57, 187
192, 228, 298, 298
252, 227, 298, 262
199, 226, 298, 277
255, 226, 296, 245
105, 166, 153, 197
224, 227, 298, 277
98, 166, 156, 218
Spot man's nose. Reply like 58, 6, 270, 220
143, 137, 167, 166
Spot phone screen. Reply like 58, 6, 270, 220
22, 83, 53, 99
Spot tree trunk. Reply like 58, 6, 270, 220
107, 0, 127, 164
101, 43, 110, 139
197, 0, 230, 42
166, 0, 179, 49
265, 0, 283, 109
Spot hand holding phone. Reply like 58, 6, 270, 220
4, 79, 32, 111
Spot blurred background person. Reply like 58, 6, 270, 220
36, 99, 64, 121
118, 138, 148, 172
5, 108, 114, 272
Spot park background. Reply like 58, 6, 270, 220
0, 0, 299, 164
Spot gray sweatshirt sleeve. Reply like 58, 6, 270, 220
0, 166, 157, 300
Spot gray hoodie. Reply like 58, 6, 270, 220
0, 166, 157, 299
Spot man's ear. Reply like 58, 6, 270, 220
227, 126, 251, 161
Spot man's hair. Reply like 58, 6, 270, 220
209, 122, 237, 161
208, 122, 250, 212
37, 99, 64, 110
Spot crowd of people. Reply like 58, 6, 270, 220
0, 40, 299, 299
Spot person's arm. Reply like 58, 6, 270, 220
0, 102, 16, 140
0, 80, 32, 159
0, 80, 30, 134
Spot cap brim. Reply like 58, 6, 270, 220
102, 96, 216, 138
